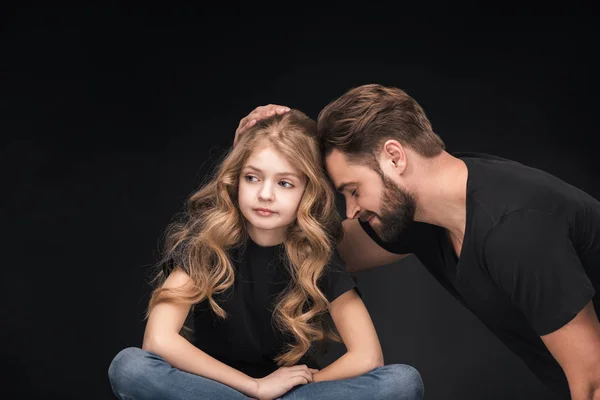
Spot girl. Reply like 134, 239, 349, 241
108, 110, 423, 399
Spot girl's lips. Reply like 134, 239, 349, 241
254, 208, 276, 216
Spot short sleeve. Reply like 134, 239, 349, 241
484, 210, 595, 336
319, 250, 358, 303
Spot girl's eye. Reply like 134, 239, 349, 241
279, 181, 293, 188
351, 189, 357, 196
245, 175, 258, 182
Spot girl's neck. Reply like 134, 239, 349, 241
247, 225, 286, 247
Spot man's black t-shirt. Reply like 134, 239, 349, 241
190, 237, 357, 378
359, 152, 600, 397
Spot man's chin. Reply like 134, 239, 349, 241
375, 222, 411, 243
373, 225, 392, 242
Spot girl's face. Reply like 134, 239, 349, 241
238, 142, 307, 245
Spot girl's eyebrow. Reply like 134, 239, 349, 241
244, 165, 301, 180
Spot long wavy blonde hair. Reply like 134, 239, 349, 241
146, 109, 343, 366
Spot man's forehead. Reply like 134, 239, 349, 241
326, 149, 371, 171
325, 148, 347, 163
325, 149, 367, 188
325, 150, 350, 176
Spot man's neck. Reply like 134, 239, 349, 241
412, 152, 468, 240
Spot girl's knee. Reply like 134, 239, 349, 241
108, 347, 152, 390
375, 364, 424, 400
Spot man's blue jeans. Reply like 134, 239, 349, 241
108, 347, 424, 399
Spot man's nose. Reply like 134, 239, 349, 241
346, 198, 360, 219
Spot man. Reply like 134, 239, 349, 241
233, 84, 600, 399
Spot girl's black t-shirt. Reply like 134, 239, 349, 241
190, 237, 357, 378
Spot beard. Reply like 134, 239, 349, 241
369, 174, 417, 243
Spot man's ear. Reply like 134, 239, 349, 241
383, 140, 407, 174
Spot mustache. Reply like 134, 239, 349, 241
358, 211, 376, 222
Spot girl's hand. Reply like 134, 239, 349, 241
252, 364, 318, 400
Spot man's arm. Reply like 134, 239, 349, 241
337, 219, 409, 273
541, 300, 600, 400
484, 210, 599, 399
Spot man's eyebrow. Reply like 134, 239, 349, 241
336, 181, 357, 193
244, 165, 301, 179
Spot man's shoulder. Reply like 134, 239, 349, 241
452, 151, 512, 162
461, 152, 584, 224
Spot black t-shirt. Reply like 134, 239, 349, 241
190, 237, 357, 378
359, 152, 600, 398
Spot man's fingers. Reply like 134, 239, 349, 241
241, 119, 256, 132
237, 116, 247, 131
261, 105, 289, 119
234, 105, 291, 146
234, 119, 256, 145
236, 105, 264, 131
238, 105, 290, 131
252, 105, 289, 121
257, 107, 276, 120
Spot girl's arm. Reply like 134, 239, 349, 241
143, 268, 260, 396
312, 289, 384, 382
143, 268, 313, 399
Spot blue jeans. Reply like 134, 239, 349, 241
108, 347, 424, 400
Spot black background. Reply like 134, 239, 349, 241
3, 7, 598, 400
